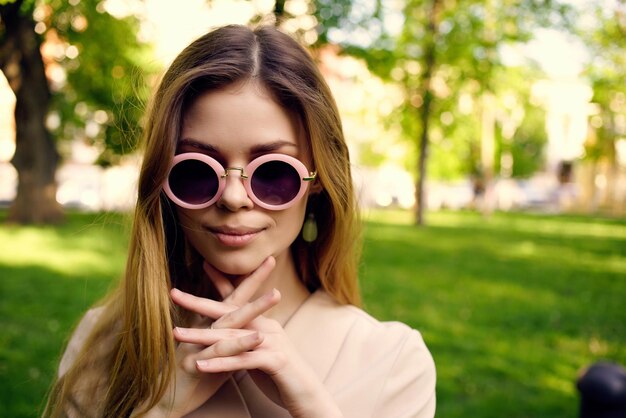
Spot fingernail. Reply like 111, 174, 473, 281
174, 327, 187, 335
196, 360, 208, 368
263, 289, 277, 301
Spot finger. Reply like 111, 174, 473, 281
194, 332, 264, 367
171, 288, 235, 319
205, 257, 276, 307
203, 261, 234, 300
173, 327, 255, 346
195, 351, 275, 374
212, 288, 281, 330
230, 257, 275, 305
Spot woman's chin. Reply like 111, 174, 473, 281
209, 259, 261, 279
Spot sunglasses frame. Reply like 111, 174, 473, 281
163, 152, 317, 210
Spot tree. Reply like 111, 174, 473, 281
313, 0, 573, 224
578, 0, 626, 213
1, 0, 61, 223
415, 0, 441, 224
0, 0, 150, 224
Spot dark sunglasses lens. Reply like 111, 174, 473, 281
251, 160, 300, 205
169, 159, 219, 204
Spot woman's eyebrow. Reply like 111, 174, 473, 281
250, 140, 298, 154
178, 139, 219, 153
178, 138, 297, 155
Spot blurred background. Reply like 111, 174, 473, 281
1, 0, 625, 417
1, 0, 625, 223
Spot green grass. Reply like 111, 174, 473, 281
360, 209, 626, 417
0, 211, 130, 416
1, 209, 625, 417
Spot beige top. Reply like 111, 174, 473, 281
60, 290, 436, 417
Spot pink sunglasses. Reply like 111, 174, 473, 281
163, 153, 317, 210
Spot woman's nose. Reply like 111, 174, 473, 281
216, 169, 254, 211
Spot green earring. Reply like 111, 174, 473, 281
302, 212, 318, 243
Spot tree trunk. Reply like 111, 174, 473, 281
0, 0, 64, 224
479, 0, 496, 217
415, 0, 441, 226
480, 92, 496, 216
274, 0, 286, 21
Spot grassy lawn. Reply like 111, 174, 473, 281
0, 211, 130, 416
1, 209, 625, 417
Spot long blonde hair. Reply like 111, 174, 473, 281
44, 25, 361, 417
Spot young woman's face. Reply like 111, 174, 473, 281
174, 81, 312, 276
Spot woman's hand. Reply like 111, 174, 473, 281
172, 257, 343, 418
140, 258, 278, 418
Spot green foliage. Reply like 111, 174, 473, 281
1, 209, 625, 417
508, 103, 547, 177
312, 0, 573, 180
356, 139, 395, 168
37, 0, 155, 165
491, 65, 548, 178
579, 2, 626, 165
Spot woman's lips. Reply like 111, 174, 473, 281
207, 226, 263, 247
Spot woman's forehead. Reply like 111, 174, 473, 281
178, 82, 309, 160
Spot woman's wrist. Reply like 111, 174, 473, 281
286, 365, 343, 418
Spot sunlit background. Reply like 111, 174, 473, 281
1, 0, 625, 216
1, 2, 625, 416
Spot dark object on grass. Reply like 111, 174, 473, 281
577, 361, 626, 418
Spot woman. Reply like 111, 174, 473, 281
45, 25, 436, 417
